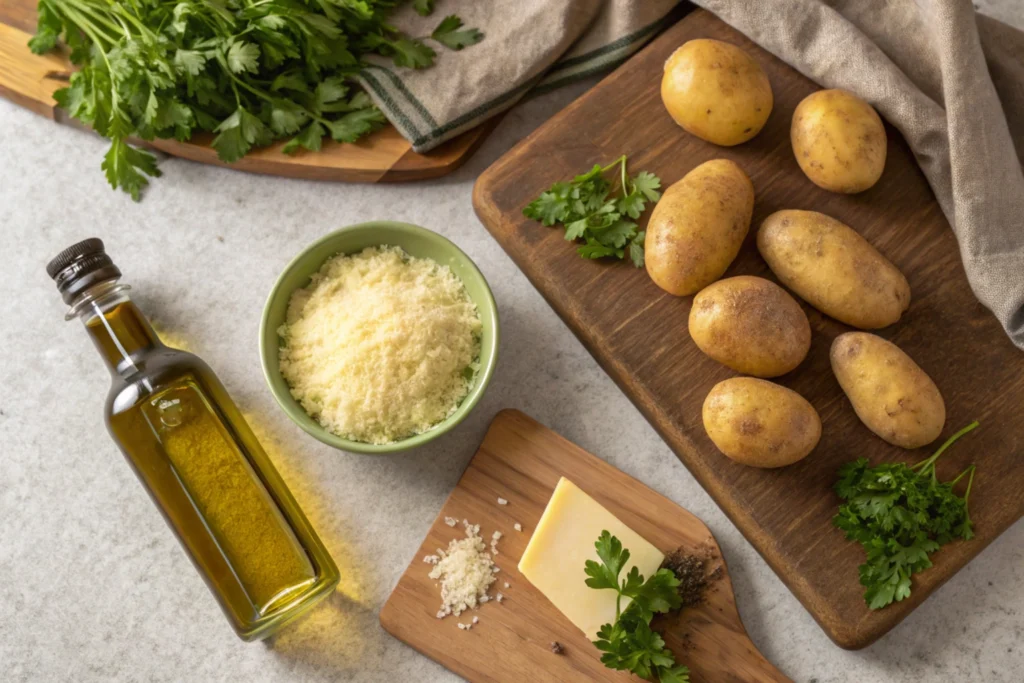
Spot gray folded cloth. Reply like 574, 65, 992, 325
357, 1, 680, 152
363, 1, 1024, 350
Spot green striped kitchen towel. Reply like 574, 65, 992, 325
358, 1, 684, 153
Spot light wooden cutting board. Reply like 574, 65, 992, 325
381, 410, 789, 683
0, 1, 494, 182
472, 9, 1024, 649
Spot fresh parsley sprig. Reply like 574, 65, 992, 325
585, 532, 690, 683
523, 156, 661, 267
30, 0, 484, 199
833, 421, 979, 610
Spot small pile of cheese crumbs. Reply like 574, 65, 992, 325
424, 520, 500, 619
278, 246, 481, 445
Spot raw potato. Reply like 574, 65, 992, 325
830, 332, 945, 449
758, 210, 910, 329
689, 276, 810, 377
645, 159, 754, 296
702, 378, 821, 468
791, 89, 886, 193
661, 39, 773, 146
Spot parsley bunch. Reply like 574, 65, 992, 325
585, 532, 690, 683
523, 156, 661, 267
833, 421, 979, 610
30, 0, 483, 199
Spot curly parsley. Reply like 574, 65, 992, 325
29, 0, 483, 199
833, 421, 979, 610
524, 156, 661, 267
585, 531, 690, 683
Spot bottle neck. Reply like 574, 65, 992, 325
69, 281, 163, 376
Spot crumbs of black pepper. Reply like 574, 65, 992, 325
550, 641, 564, 655
663, 548, 709, 608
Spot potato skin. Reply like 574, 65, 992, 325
702, 378, 821, 468
645, 159, 754, 296
758, 210, 910, 329
791, 89, 887, 193
689, 276, 810, 377
662, 39, 773, 146
830, 332, 945, 449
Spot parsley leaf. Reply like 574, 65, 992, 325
632, 171, 662, 201
524, 156, 660, 267
834, 421, 979, 609
269, 100, 307, 135
587, 532, 690, 682
431, 15, 484, 51
413, 0, 435, 16
325, 107, 387, 143
386, 38, 436, 69
226, 41, 261, 74
283, 121, 325, 155
101, 138, 161, 202
212, 107, 270, 163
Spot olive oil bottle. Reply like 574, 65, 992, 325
48, 238, 339, 641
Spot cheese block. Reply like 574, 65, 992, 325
517, 477, 665, 640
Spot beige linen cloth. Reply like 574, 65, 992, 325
360, 1, 1024, 350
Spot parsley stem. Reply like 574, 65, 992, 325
214, 51, 276, 105
909, 420, 980, 477
59, 0, 121, 43
952, 464, 977, 504
57, 4, 117, 50
600, 154, 627, 174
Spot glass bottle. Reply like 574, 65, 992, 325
47, 238, 339, 641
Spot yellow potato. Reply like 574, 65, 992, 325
661, 39, 773, 146
645, 159, 754, 296
702, 377, 821, 468
830, 332, 945, 449
757, 210, 910, 329
689, 276, 810, 377
791, 89, 887, 193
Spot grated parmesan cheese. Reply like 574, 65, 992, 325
429, 521, 498, 618
278, 246, 482, 445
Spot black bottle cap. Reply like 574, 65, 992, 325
47, 238, 122, 304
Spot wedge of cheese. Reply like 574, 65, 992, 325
517, 477, 664, 640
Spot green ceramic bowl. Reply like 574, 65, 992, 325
259, 221, 499, 454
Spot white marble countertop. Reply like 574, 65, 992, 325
3, 6, 1022, 682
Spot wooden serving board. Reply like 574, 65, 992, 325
472, 10, 1024, 650
0, 0, 492, 182
381, 410, 789, 683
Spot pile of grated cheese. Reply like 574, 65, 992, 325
278, 245, 481, 445
424, 520, 499, 619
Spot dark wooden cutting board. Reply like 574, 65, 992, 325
472, 9, 1024, 649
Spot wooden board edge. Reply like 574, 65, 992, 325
381, 115, 505, 182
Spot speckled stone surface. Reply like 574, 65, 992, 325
2, 6, 1022, 682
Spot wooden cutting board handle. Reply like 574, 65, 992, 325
381, 410, 792, 683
